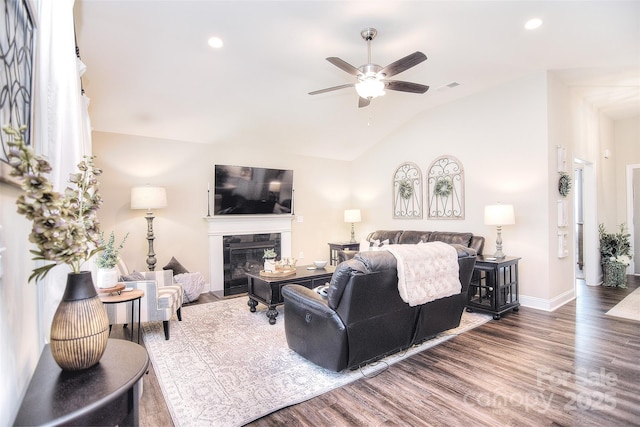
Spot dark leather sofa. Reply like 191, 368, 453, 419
282, 230, 482, 372
338, 229, 484, 263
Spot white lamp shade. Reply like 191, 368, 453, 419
355, 78, 385, 99
344, 209, 362, 223
131, 186, 167, 210
268, 181, 281, 192
484, 204, 515, 226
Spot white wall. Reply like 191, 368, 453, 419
0, 186, 42, 426
615, 116, 640, 274
92, 132, 353, 287
350, 72, 561, 305
614, 116, 640, 224
547, 72, 577, 305
567, 79, 640, 284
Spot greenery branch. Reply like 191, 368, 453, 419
263, 248, 277, 259
4, 125, 103, 282
96, 231, 129, 269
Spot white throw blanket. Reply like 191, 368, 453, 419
383, 242, 461, 306
174, 272, 207, 303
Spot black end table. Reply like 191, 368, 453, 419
466, 255, 521, 320
328, 241, 359, 265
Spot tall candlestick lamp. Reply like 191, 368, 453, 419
131, 186, 167, 270
484, 203, 515, 259
344, 209, 362, 243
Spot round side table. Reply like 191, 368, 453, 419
100, 289, 145, 343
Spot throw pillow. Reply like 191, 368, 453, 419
370, 239, 389, 251
163, 256, 189, 275
359, 237, 371, 252
120, 271, 145, 281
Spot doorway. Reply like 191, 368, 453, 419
574, 159, 599, 287
574, 167, 584, 280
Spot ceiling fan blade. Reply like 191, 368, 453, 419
358, 97, 371, 108
326, 57, 361, 76
385, 80, 430, 94
309, 83, 354, 95
379, 51, 427, 78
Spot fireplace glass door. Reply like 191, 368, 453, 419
223, 233, 281, 295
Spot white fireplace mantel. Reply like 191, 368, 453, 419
205, 215, 294, 293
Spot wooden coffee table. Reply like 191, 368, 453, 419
246, 265, 335, 324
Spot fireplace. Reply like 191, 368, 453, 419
223, 233, 281, 295
205, 215, 293, 294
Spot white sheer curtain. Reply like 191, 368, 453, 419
33, 0, 94, 342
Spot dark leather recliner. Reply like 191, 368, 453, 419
281, 244, 478, 372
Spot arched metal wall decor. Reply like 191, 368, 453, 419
393, 162, 423, 219
0, 0, 35, 187
427, 155, 465, 219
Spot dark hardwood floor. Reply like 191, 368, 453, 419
111, 276, 640, 426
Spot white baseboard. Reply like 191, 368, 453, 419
520, 287, 576, 312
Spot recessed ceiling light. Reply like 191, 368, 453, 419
525, 18, 543, 30
208, 37, 223, 49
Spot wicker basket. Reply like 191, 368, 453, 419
602, 261, 627, 288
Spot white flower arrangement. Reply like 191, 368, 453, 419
599, 223, 632, 264
610, 255, 631, 267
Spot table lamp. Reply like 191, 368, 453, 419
344, 209, 362, 243
131, 186, 167, 270
484, 203, 515, 259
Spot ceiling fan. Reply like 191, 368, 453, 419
309, 28, 430, 108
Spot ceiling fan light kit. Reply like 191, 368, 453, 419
355, 78, 385, 99
310, 27, 430, 108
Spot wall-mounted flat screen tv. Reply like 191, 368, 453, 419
214, 165, 293, 215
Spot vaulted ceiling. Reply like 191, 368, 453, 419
74, 1, 640, 161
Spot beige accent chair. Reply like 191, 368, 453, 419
106, 260, 183, 340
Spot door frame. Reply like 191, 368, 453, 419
574, 158, 600, 286
626, 163, 640, 275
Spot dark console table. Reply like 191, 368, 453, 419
328, 241, 359, 265
247, 265, 336, 324
13, 339, 149, 426
466, 255, 521, 320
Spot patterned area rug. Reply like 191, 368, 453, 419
143, 297, 491, 427
606, 287, 640, 321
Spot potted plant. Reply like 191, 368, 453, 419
598, 223, 632, 288
263, 248, 277, 272
95, 231, 129, 288
4, 125, 109, 370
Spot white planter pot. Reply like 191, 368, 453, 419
264, 259, 276, 273
97, 267, 119, 288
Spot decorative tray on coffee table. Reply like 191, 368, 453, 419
259, 269, 296, 278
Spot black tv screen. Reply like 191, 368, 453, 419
214, 165, 293, 215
